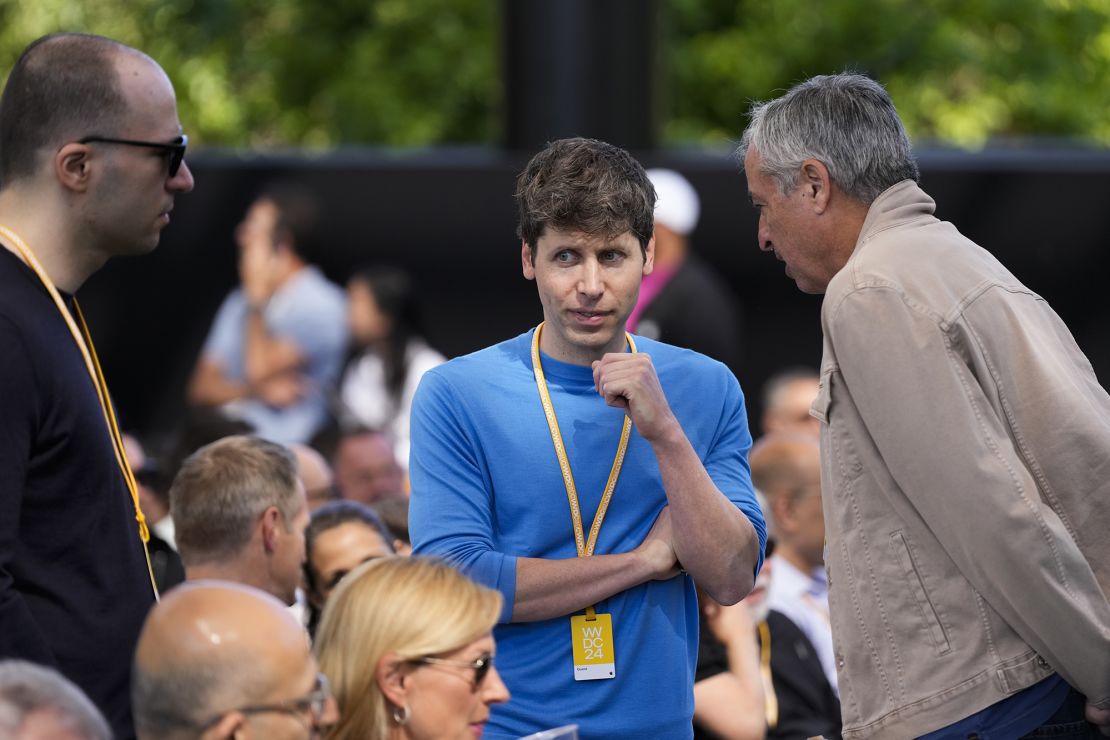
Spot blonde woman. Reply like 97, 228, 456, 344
315, 557, 510, 740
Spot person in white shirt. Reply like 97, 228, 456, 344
339, 266, 444, 470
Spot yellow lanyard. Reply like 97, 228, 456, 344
757, 619, 779, 728
0, 225, 159, 600
531, 323, 636, 605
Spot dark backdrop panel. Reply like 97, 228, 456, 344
78, 147, 1110, 444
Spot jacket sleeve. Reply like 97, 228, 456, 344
0, 316, 57, 664
408, 369, 517, 623
826, 285, 1110, 701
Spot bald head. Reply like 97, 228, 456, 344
291, 443, 335, 512
132, 582, 312, 739
0, 33, 157, 185
751, 433, 825, 569
751, 433, 820, 495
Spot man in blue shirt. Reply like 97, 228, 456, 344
410, 138, 765, 739
187, 183, 347, 444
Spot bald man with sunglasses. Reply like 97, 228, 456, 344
0, 32, 194, 739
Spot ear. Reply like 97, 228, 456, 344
393, 539, 412, 557
642, 235, 656, 276
199, 711, 245, 740
260, 506, 282, 554
799, 159, 832, 214
54, 143, 93, 193
521, 240, 536, 280
770, 493, 797, 533
377, 651, 409, 709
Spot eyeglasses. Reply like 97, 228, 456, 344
200, 672, 332, 731
78, 134, 188, 177
412, 652, 494, 687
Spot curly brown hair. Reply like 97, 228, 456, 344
515, 137, 656, 260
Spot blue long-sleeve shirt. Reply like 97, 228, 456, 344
410, 329, 764, 740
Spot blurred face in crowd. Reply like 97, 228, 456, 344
334, 432, 405, 505
768, 443, 826, 571
236, 198, 280, 252
232, 656, 337, 740
347, 278, 392, 346
790, 484, 827, 570
271, 488, 310, 606
396, 633, 510, 740
13, 708, 95, 740
307, 522, 394, 608
292, 444, 337, 514
763, 377, 821, 437
522, 227, 654, 365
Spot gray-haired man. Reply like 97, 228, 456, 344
741, 73, 1110, 737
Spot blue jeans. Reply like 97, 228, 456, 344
1018, 688, 1101, 739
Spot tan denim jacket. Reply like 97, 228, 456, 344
815, 180, 1110, 738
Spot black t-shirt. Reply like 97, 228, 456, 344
0, 247, 154, 739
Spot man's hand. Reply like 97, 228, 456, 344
635, 506, 679, 581
702, 595, 758, 647
254, 373, 306, 408
238, 233, 282, 307
1088, 701, 1110, 736
592, 353, 680, 442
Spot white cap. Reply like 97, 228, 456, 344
647, 168, 700, 236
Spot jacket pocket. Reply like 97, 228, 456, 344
889, 531, 951, 655
811, 369, 832, 423
815, 368, 864, 480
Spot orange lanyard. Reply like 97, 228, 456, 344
0, 225, 159, 600
530, 323, 636, 613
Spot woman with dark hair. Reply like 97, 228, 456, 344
304, 500, 396, 637
338, 266, 444, 471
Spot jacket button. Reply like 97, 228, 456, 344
1036, 656, 1050, 670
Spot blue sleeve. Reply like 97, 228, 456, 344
703, 368, 767, 576
408, 369, 518, 623
272, 287, 347, 378
201, 291, 246, 364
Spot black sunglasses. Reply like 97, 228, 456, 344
412, 652, 493, 687
78, 134, 188, 177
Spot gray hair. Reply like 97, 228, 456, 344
132, 656, 266, 739
170, 435, 302, 566
0, 660, 111, 740
738, 73, 919, 204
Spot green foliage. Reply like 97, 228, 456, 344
664, 0, 1110, 148
0, 0, 498, 148
0, 0, 1106, 149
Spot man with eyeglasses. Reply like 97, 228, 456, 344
0, 32, 194, 740
133, 581, 338, 740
